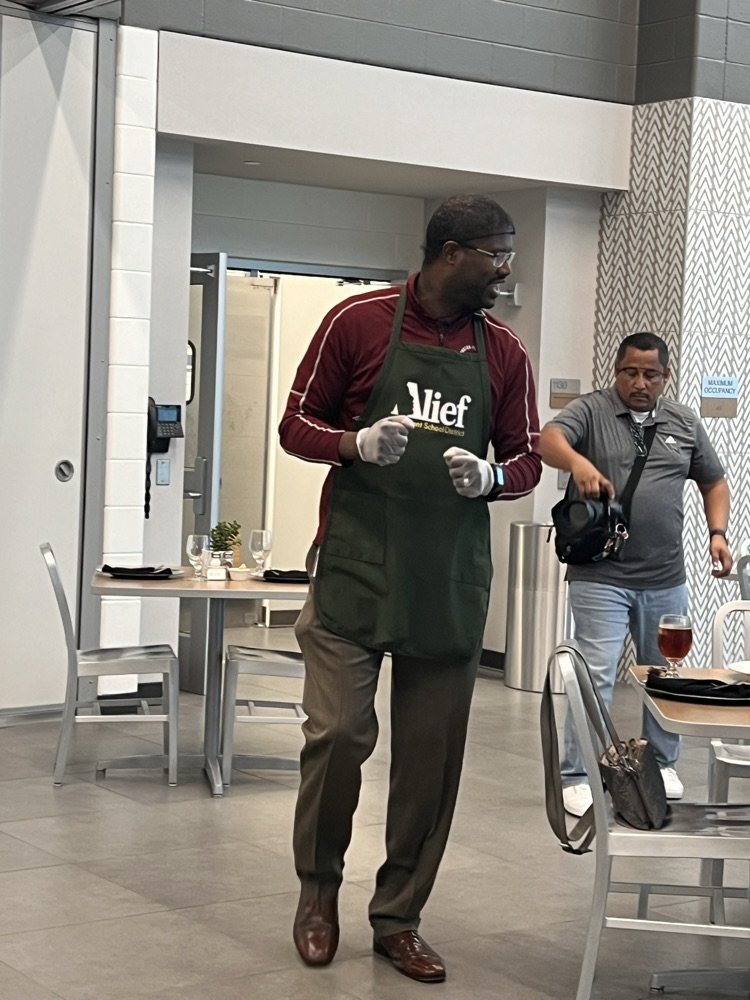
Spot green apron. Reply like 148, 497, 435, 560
314, 289, 493, 661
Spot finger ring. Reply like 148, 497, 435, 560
462, 476, 471, 487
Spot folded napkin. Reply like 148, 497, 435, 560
263, 568, 309, 583
101, 565, 173, 579
646, 673, 750, 703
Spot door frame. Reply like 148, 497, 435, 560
78, 17, 117, 651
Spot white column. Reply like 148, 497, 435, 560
100, 26, 158, 686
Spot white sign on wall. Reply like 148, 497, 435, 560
700, 374, 739, 418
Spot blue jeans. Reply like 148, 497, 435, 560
561, 581, 688, 786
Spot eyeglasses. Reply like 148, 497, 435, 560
456, 244, 516, 268
616, 367, 665, 383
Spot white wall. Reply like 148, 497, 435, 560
192, 174, 424, 272
158, 34, 631, 192
0, 13, 96, 710
533, 187, 601, 520
140, 136, 194, 646
481, 187, 601, 652
476, 188, 547, 653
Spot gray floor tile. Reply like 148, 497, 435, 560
0, 864, 164, 935
81, 841, 297, 908
0, 775, 133, 823
0, 832, 62, 873
136, 967, 367, 1000
0, 798, 246, 863
0, 673, 745, 1000
0, 961, 62, 1000
0, 911, 263, 1000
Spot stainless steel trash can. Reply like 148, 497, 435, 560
504, 521, 566, 693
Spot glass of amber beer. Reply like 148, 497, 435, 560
657, 613, 693, 677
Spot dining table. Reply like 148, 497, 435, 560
92, 571, 309, 796
628, 664, 750, 996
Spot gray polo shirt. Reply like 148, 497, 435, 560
548, 386, 725, 589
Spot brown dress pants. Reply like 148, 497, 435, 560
292, 586, 479, 938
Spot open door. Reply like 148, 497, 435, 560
181, 253, 227, 693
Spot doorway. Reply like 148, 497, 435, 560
180, 254, 400, 692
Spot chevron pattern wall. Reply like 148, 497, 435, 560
595, 97, 750, 666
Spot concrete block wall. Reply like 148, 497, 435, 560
120, 0, 639, 103
638, 0, 750, 104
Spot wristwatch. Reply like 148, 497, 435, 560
709, 529, 727, 540
487, 464, 504, 499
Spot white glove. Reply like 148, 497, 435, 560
356, 415, 415, 466
443, 446, 493, 498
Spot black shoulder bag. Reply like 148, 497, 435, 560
540, 642, 669, 855
550, 424, 656, 565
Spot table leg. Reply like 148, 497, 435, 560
204, 598, 225, 797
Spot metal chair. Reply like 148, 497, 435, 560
553, 642, 750, 1000
220, 645, 305, 785
737, 554, 750, 601
40, 542, 179, 786
707, 600, 750, 921
710, 601, 750, 799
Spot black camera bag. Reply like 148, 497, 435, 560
550, 424, 656, 566
551, 491, 627, 565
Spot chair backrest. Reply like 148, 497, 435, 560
737, 554, 750, 601
553, 643, 613, 843
711, 599, 750, 666
39, 543, 78, 665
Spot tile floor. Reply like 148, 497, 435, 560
0, 630, 747, 1000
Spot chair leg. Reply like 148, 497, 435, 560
708, 755, 730, 802
166, 663, 179, 787
709, 859, 727, 925
162, 678, 169, 759
576, 855, 611, 1000
221, 661, 239, 787
53, 683, 78, 786
707, 756, 730, 924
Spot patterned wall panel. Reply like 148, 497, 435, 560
595, 101, 689, 393
595, 96, 750, 667
681, 97, 750, 662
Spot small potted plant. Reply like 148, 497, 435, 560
209, 520, 242, 566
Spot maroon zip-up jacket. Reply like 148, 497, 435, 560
279, 273, 542, 544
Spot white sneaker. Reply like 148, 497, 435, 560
660, 767, 684, 800
562, 783, 593, 817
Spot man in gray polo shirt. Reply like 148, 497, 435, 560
540, 332, 733, 817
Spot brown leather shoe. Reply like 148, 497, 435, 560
293, 882, 339, 966
373, 929, 446, 982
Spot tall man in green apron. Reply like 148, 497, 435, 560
279, 195, 542, 983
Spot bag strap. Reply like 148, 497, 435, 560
617, 423, 656, 520
540, 650, 596, 855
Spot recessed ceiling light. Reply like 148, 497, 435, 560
243, 160, 261, 166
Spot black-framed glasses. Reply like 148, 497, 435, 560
456, 243, 515, 267
616, 367, 665, 383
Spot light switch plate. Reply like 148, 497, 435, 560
155, 458, 171, 485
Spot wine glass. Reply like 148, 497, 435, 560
657, 613, 693, 677
249, 529, 272, 578
186, 534, 209, 578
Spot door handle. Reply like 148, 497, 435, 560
183, 456, 208, 516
